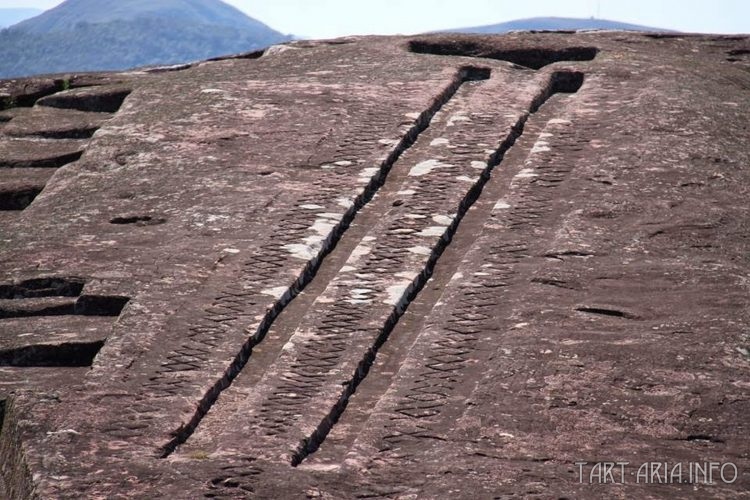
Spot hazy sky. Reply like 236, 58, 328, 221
2, 0, 748, 37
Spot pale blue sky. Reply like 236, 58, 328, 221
2, 0, 748, 37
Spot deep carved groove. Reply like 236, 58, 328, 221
0, 300, 77, 319
0, 150, 84, 169
0, 186, 43, 211
685, 434, 725, 443
26, 126, 99, 140
544, 250, 594, 259
37, 88, 132, 113
158, 65, 493, 458
576, 307, 631, 318
109, 215, 166, 226
0, 277, 85, 299
74, 295, 130, 316
0, 341, 105, 367
207, 49, 266, 62
408, 40, 598, 69
290, 70, 586, 466
0, 80, 68, 110
0, 277, 128, 318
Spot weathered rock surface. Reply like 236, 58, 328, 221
0, 32, 749, 498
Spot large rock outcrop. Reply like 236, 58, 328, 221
0, 32, 749, 498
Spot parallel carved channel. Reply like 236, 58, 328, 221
159, 66, 493, 458
290, 70, 585, 465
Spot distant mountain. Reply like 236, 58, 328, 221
445, 17, 670, 34
0, 0, 290, 79
0, 8, 42, 28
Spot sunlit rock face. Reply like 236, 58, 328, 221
0, 32, 749, 498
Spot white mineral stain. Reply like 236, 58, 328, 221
310, 219, 337, 235
263, 44, 298, 57
515, 169, 538, 179
304, 463, 341, 472
405, 214, 427, 219
337, 197, 354, 209
493, 200, 511, 210
347, 245, 372, 263
358, 167, 380, 182
397, 189, 416, 196
46, 429, 80, 436
201, 89, 225, 94
409, 159, 448, 176
317, 213, 342, 220
340, 265, 356, 273
302, 234, 325, 247
363, 236, 376, 242
395, 271, 418, 280
222, 248, 241, 254
471, 161, 486, 170
261, 286, 289, 299
456, 175, 474, 183
404, 112, 421, 120
300, 204, 324, 210
349, 287, 374, 304
335, 160, 353, 166
346, 298, 371, 305
408, 246, 432, 255
549, 118, 572, 125
384, 282, 411, 306
430, 138, 450, 147
284, 243, 317, 260
432, 215, 453, 226
418, 226, 447, 237
447, 114, 470, 127
531, 142, 550, 154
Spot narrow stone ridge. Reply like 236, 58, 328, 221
305, 78, 575, 467
158, 66, 492, 458
290, 69, 585, 465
